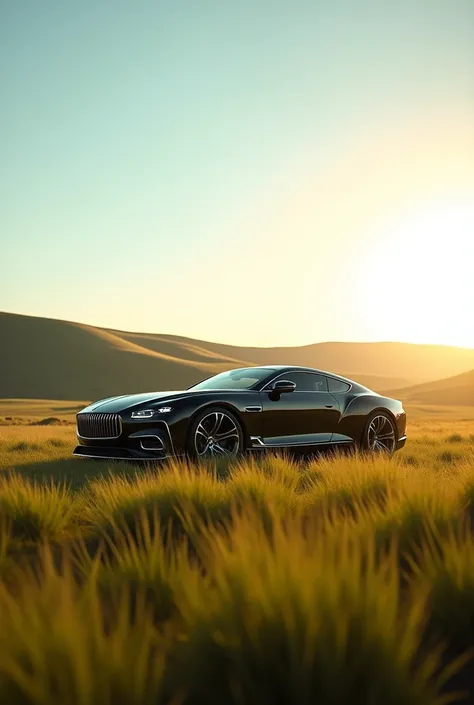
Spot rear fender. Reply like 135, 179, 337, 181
336, 394, 404, 444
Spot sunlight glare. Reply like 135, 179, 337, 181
358, 201, 474, 348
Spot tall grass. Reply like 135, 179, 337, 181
0, 423, 473, 702
0, 473, 79, 543
170, 510, 455, 705
0, 554, 168, 705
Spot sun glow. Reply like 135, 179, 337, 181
358, 200, 474, 348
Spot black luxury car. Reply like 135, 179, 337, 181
73, 366, 407, 461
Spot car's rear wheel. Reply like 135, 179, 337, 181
187, 407, 243, 459
362, 412, 397, 455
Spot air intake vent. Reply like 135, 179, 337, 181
77, 413, 122, 439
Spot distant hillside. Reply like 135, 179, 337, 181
113, 329, 474, 384
2, 311, 474, 401
384, 369, 474, 406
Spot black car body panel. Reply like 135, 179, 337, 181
73, 366, 407, 460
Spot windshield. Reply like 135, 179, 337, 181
189, 368, 273, 391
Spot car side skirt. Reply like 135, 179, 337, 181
249, 435, 353, 450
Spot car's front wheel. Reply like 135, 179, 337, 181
362, 412, 397, 455
187, 407, 243, 459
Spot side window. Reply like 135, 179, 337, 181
328, 377, 351, 393
275, 372, 328, 392
309, 374, 328, 392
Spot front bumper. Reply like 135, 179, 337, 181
73, 445, 176, 461
74, 417, 179, 461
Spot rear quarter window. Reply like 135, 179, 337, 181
328, 378, 351, 393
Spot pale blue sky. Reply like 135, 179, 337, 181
2, 1, 474, 346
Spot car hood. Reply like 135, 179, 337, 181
80, 391, 194, 414
79, 389, 226, 414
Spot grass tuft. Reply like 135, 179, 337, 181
0, 552, 168, 705
83, 462, 232, 546
447, 434, 464, 444
0, 474, 79, 543
8, 441, 42, 453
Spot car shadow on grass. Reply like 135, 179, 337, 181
6, 457, 155, 490
8, 445, 359, 490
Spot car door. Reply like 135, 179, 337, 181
260, 372, 341, 448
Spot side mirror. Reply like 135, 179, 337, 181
271, 380, 296, 394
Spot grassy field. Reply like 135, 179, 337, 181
0, 398, 86, 424
0, 407, 474, 703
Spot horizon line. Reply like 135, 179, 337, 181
2, 308, 474, 352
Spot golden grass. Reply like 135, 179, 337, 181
0, 425, 76, 473
0, 411, 472, 702
0, 399, 86, 424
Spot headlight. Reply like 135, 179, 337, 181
131, 407, 172, 418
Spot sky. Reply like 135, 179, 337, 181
1, 0, 474, 348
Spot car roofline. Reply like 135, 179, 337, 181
249, 364, 363, 387
188, 365, 374, 394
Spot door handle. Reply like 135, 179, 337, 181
325, 405, 334, 408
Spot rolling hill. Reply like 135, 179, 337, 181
384, 369, 474, 406
2, 311, 474, 401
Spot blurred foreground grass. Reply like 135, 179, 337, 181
0, 407, 473, 703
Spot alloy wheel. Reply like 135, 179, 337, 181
367, 415, 396, 454
194, 411, 240, 457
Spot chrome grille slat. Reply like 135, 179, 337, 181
76, 413, 122, 439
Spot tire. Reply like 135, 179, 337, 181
361, 411, 397, 455
186, 406, 244, 459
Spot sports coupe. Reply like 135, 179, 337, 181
73, 366, 407, 461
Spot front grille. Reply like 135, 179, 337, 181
77, 413, 122, 439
